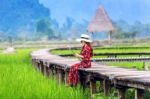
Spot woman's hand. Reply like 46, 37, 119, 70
74, 53, 83, 58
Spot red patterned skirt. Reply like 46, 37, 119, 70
67, 62, 91, 86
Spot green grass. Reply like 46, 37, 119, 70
0, 49, 87, 99
106, 62, 145, 70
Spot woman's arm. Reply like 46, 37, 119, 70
75, 53, 83, 58
75, 49, 91, 60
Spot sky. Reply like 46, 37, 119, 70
39, 0, 150, 25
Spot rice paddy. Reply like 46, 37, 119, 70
1, 46, 150, 99
0, 49, 87, 99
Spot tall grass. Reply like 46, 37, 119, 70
0, 49, 87, 99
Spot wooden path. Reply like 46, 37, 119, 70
31, 48, 150, 99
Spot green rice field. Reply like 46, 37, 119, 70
1, 46, 150, 99
0, 49, 87, 99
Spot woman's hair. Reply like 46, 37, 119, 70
85, 42, 93, 57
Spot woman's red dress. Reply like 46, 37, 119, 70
67, 44, 93, 86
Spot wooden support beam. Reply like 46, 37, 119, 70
43, 65, 47, 76
64, 71, 69, 86
90, 79, 96, 99
104, 80, 110, 96
57, 69, 63, 84
135, 89, 144, 99
49, 64, 53, 77
43, 65, 50, 77
79, 72, 88, 90
53, 67, 57, 80
41, 62, 44, 74
38, 62, 42, 72
31, 59, 35, 66
90, 79, 97, 94
61, 71, 65, 83
33, 59, 37, 66
45, 66, 50, 77
99, 80, 104, 92
143, 62, 149, 71
48, 65, 56, 79
117, 87, 126, 99
108, 31, 112, 45
34, 61, 39, 70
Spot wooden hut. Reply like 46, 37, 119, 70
87, 5, 115, 44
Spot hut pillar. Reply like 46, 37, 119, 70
108, 31, 112, 45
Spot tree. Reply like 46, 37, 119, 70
36, 19, 54, 39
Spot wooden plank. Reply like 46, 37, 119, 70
100, 71, 149, 75
85, 67, 132, 72
99, 71, 150, 77
116, 77, 150, 83
117, 75, 150, 79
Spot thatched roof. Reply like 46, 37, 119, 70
87, 5, 115, 33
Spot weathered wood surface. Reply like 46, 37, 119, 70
31, 48, 150, 98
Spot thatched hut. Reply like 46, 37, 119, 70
87, 5, 115, 44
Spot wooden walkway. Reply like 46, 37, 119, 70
31, 48, 150, 99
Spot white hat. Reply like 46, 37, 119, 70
76, 34, 92, 42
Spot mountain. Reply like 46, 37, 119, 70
0, 0, 50, 38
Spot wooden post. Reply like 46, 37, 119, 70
49, 65, 55, 79
135, 89, 144, 99
57, 69, 63, 84
108, 31, 112, 45
41, 61, 44, 74
38, 62, 42, 72
79, 71, 87, 90
99, 80, 104, 92
65, 71, 69, 85
90, 79, 97, 94
49, 64, 53, 77
53, 67, 57, 80
45, 66, 50, 77
90, 79, 96, 99
117, 87, 126, 99
43, 64, 47, 76
143, 62, 148, 70
31, 59, 35, 66
33, 59, 38, 70
104, 80, 110, 96
61, 71, 65, 83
